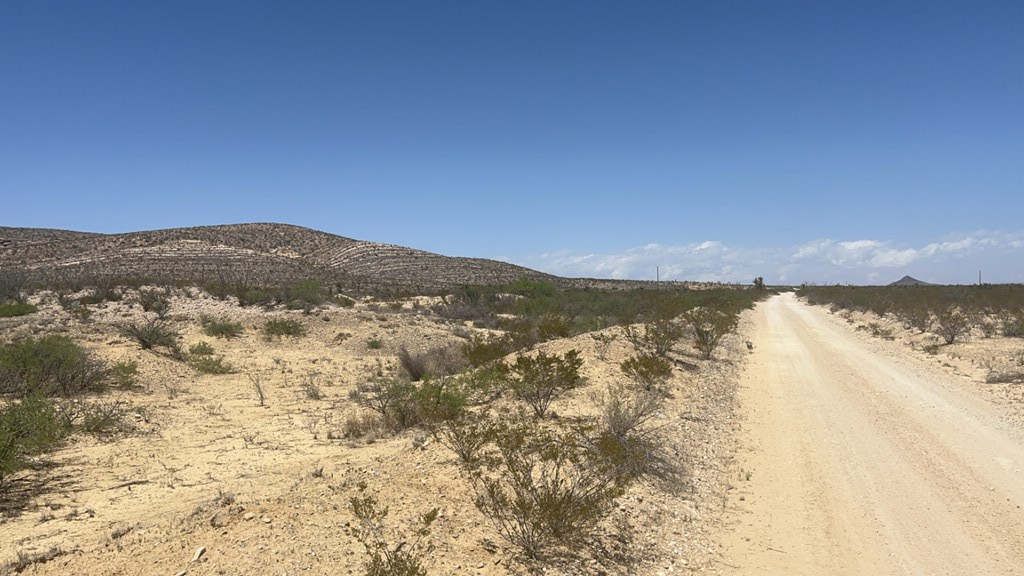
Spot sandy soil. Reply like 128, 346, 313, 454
1, 289, 752, 575
718, 293, 1024, 575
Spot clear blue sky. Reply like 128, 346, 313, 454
3, 1, 1022, 284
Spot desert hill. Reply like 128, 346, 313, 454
0, 223, 555, 290
889, 275, 934, 287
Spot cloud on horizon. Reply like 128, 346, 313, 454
516, 230, 1024, 285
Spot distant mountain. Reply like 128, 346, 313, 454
0, 223, 555, 290
889, 275, 934, 286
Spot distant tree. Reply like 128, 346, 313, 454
753, 277, 765, 291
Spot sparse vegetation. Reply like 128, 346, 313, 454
0, 303, 37, 318
262, 318, 306, 339
350, 491, 437, 576
200, 316, 245, 339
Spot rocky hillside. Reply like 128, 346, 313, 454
0, 223, 555, 291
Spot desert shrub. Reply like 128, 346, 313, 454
285, 279, 326, 312
138, 288, 171, 318
236, 288, 277, 307
350, 492, 437, 576
622, 320, 684, 359
366, 338, 383, 350
188, 354, 234, 375
897, 304, 933, 333
867, 322, 895, 340
349, 375, 467, 432
200, 317, 244, 339
431, 410, 490, 466
79, 399, 131, 435
977, 317, 998, 339
262, 318, 306, 339
535, 314, 572, 342
397, 345, 466, 382
593, 383, 662, 441
189, 341, 215, 356
466, 411, 627, 559
503, 350, 584, 418
590, 383, 671, 484
1, 395, 70, 486
411, 377, 468, 424
0, 270, 27, 303
463, 333, 518, 368
301, 373, 326, 400
448, 365, 506, 405
117, 318, 182, 357
935, 307, 971, 345
684, 307, 738, 360
109, 360, 139, 388
0, 303, 37, 318
619, 353, 673, 392
0, 335, 109, 397
1001, 311, 1024, 338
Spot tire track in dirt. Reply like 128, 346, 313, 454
719, 293, 1024, 575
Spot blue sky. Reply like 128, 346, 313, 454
3, 1, 1022, 284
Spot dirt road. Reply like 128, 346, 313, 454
720, 293, 1024, 575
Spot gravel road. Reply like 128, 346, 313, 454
720, 293, 1024, 575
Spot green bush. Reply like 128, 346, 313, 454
1001, 311, 1024, 338
350, 492, 436, 576
619, 353, 673, 392
0, 335, 109, 397
262, 318, 306, 339
935, 307, 971, 345
189, 341, 215, 356
1, 394, 71, 486
109, 360, 139, 388
200, 316, 244, 339
463, 334, 517, 368
623, 320, 684, 359
188, 355, 235, 375
503, 350, 584, 418
285, 279, 326, 311
237, 288, 277, 307
349, 375, 467, 432
466, 411, 626, 559
0, 303, 38, 318
117, 318, 182, 357
684, 307, 738, 360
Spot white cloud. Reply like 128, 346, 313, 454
517, 230, 1024, 285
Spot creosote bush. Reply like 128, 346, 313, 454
1, 394, 70, 487
935, 307, 971, 345
619, 353, 673, 392
465, 410, 628, 559
0, 335, 110, 397
117, 318, 182, 358
200, 316, 245, 339
684, 306, 738, 360
502, 349, 584, 418
262, 318, 306, 339
349, 374, 467, 432
350, 490, 437, 576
